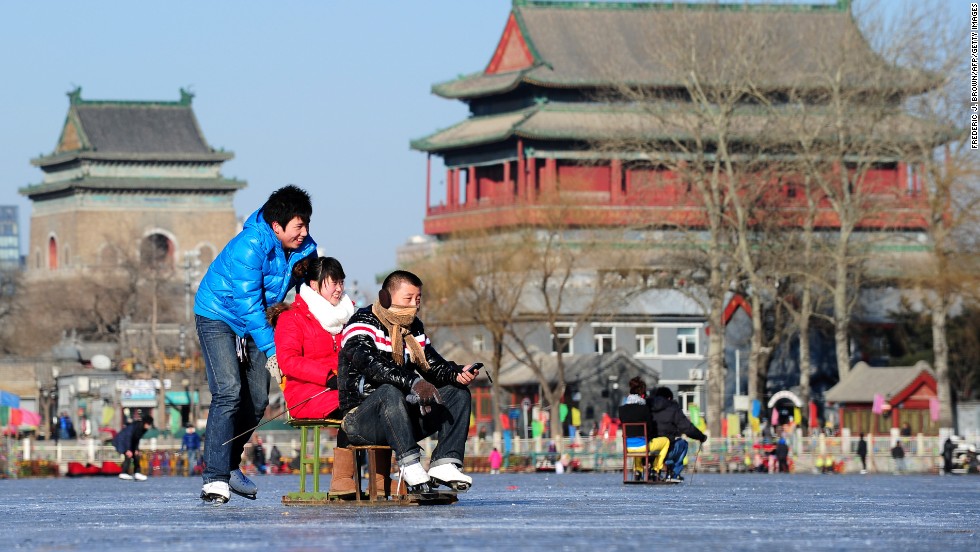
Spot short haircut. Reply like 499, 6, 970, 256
628, 376, 646, 396
653, 386, 674, 400
304, 256, 345, 287
262, 185, 312, 228
382, 270, 423, 294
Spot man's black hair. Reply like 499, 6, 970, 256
382, 270, 423, 293
262, 185, 312, 228
654, 386, 674, 400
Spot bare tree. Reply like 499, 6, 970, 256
418, 230, 531, 447
880, 0, 979, 427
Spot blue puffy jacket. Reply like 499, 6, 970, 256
194, 207, 317, 355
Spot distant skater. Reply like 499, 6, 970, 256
857, 433, 868, 474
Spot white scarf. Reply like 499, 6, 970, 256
298, 284, 355, 335
624, 394, 647, 405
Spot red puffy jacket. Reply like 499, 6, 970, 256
274, 294, 341, 419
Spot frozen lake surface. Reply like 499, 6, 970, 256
3, 472, 978, 550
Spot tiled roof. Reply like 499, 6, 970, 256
824, 361, 935, 404
434, 1, 930, 99
19, 177, 246, 199
33, 88, 233, 167
411, 102, 947, 152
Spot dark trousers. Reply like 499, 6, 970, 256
121, 453, 141, 475
343, 383, 471, 469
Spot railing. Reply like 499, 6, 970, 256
4, 431, 958, 477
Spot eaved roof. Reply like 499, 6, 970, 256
433, 0, 931, 99
824, 361, 935, 404
412, 101, 949, 153
32, 87, 233, 168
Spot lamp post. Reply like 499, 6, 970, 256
182, 251, 201, 424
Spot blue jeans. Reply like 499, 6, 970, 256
185, 450, 200, 475
197, 315, 270, 485
664, 439, 689, 477
342, 383, 471, 469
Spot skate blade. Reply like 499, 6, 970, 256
200, 493, 229, 505
431, 478, 470, 492
230, 488, 257, 500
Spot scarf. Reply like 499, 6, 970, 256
372, 300, 430, 371
299, 284, 355, 335
624, 394, 647, 405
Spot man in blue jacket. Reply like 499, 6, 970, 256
195, 185, 317, 504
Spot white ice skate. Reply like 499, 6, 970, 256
427, 463, 471, 492
118, 473, 134, 481
134, 473, 147, 481
397, 462, 434, 494
201, 481, 231, 504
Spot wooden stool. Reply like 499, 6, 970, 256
282, 417, 342, 504
349, 445, 393, 503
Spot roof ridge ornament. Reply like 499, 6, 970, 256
179, 87, 195, 106
67, 86, 82, 105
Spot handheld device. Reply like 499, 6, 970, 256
466, 362, 491, 383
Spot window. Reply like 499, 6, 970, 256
677, 327, 698, 355
594, 326, 614, 354
635, 326, 656, 356
472, 334, 486, 352
677, 385, 699, 414
552, 323, 575, 355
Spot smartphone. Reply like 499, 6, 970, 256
466, 362, 491, 383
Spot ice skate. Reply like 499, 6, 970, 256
397, 462, 435, 495
118, 473, 134, 481
134, 473, 147, 481
427, 463, 471, 492
229, 469, 258, 500
201, 481, 230, 504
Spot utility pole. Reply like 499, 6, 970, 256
182, 251, 201, 423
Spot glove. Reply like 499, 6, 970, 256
406, 378, 442, 415
266, 354, 283, 384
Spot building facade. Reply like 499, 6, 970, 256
19, 88, 244, 280
410, 0, 938, 433
0, 205, 20, 270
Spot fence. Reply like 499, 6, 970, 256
2, 429, 955, 478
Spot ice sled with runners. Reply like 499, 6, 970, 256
279, 418, 460, 506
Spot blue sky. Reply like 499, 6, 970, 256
0, 0, 956, 292
0, 1, 511, 291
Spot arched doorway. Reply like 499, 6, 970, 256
140, 233, 173, 271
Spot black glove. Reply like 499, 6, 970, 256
407, 378, 442, 415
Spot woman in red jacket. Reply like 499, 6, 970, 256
271, 256, 357, 497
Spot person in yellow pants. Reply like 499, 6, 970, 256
619, 377, 670, 480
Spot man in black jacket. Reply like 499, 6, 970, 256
113, 415, 153, 481
338, 270, 480, 493
649, 387, 707, 481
